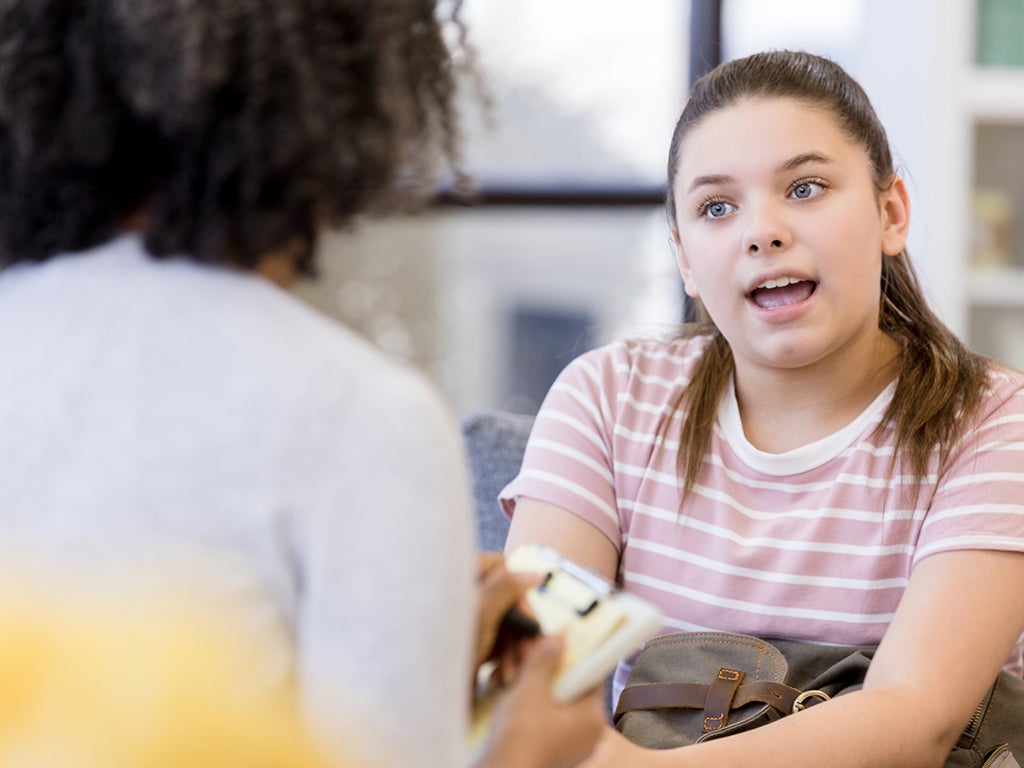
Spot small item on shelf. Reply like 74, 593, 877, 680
976, 0, 1024, 67
971, 187, 1015, 269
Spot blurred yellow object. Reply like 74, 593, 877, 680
0, 593, 339, 768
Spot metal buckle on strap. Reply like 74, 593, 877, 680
792, 689, 831, 713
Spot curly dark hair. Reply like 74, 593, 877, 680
0, 0, 466, 273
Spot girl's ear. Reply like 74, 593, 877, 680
672, 227, 701, 299
880, 175, 911, 257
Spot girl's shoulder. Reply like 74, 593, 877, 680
945, 364, 1024, 452
553, 333, 714, 419
986, 363, 1024, 390
580, 332, 715, 381
979, 364, 1024, 416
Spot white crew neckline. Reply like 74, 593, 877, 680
716, 375, 896, 476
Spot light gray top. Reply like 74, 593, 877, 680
0, 234, 475, 767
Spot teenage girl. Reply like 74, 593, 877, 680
503, 50, 1024, 767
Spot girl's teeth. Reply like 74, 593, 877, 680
760, 277, 799, 289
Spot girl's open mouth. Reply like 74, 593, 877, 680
749, 277, 817, 309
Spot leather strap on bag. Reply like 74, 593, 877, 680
703, 668, 744, 732
614, 674, 829, 727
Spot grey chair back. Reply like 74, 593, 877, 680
460, 410, 535, 552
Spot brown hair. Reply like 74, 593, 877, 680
664, 51, 989, 503
0, 0, 466, 274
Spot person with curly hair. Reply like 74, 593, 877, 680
0, 1, 604, 766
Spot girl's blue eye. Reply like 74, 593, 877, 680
704, 201, 734, 219
792, 181, 824, 200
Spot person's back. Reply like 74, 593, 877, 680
0, 3, 611, 766
0, 2, 475, 765
0, 233, 476, 765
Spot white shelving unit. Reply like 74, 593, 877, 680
878, 1, 1024, 367
970, 267, 1024, 306
964, 63, 1024, 321
955, 3, 1024, 367
965, 68, 1024, 122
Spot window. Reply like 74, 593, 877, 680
455, 0, 688, 197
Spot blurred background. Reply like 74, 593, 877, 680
294, 0, 1024, 418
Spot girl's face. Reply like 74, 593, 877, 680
671, 96, 909, 378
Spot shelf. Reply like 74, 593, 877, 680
965, 68, 1024, 121
968, 267, 1024, 306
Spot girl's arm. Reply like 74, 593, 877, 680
584, 548, 1024, 768
504, 499, 619, 582
506, 500, 1024, 768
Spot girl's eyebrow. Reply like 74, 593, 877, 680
686, 173, 733, 194
685, 151, 836, 195
779, 151, 834, 172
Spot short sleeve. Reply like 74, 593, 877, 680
499, 344, 624, 551
915, 371, 1024, 563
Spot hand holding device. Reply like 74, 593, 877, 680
468, 545, 663, 756
502, 544, 663, 702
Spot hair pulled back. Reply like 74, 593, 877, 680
665, 51, 988, 503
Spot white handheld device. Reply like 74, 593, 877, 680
504, 544, 663, 702
468, 545, 663, 755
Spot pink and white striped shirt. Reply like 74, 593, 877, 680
500, 334, 1024, 695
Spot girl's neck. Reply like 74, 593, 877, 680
732, 331, 902, 454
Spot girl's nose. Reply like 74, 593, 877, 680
742, 203, 790, 255
747, 238, 784, 254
